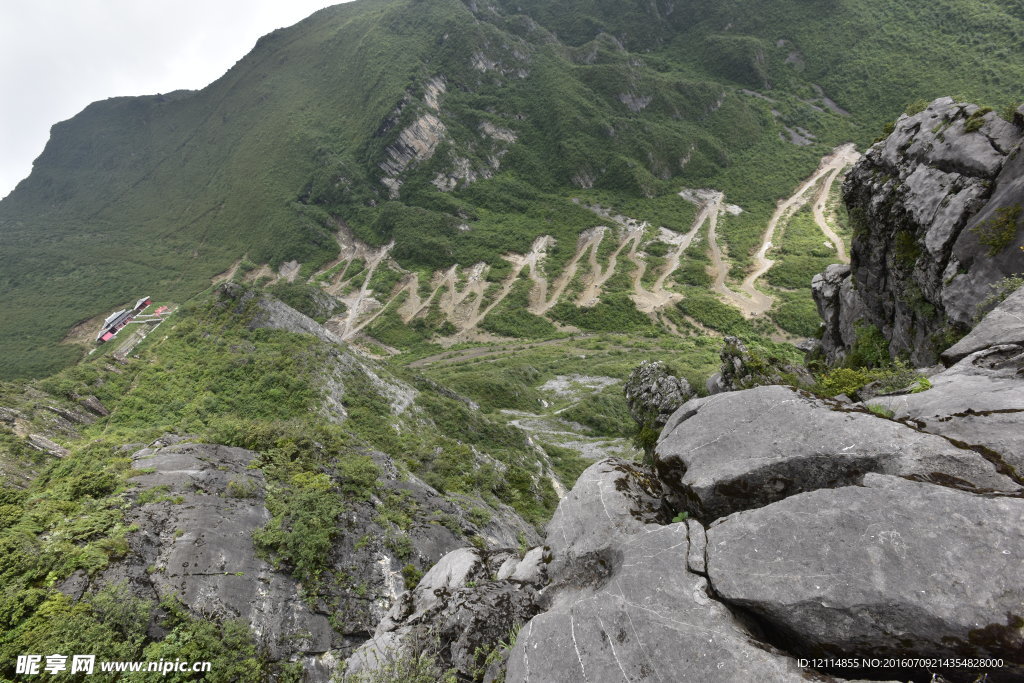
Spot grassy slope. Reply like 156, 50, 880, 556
2, 0, 1023, 379
0, 287, 580, 677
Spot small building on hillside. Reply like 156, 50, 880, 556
95, 296, 152, 343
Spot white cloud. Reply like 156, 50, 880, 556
0, 0, 348, 199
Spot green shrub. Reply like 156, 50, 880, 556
401, 563, 425, 590
226, 479, 259, 499
844, 322, 890, 369
480, 308, 559, 339
142, 596, 268, 682
972, 205, 1021, 256
558, 384, 634, 438
676, 290, 752, 336
253, 471, 344, 590
769, 290, 822, 337
549, 293, 657, 334
963, 107, 992, 133
979, 273, 1024, 312
868, 404, 895, 419
893, 230, 921, 267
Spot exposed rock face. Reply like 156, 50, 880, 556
811, 263, 869, 366
345, 547, 543, 679
622, 360, 692, 427
101, 444, 335, 661
86, 440, 538, 680
707, 474, 1024, 670
942, 284, 1024, 363
504, 460, 811, 682
816, 98, 1024, 365
508, 524, 811, 683
216, 281, 343, 345
541, 458, 669, 581
867, 286, 1024, 479
655, 385, 1019, 521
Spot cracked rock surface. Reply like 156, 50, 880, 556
504, 460, 810, 683
102, 443, 334, 662
655, 384, 1019, 521
87, 441, 535, 681
706, 473, 1024, 672
866, 286, 1024, 479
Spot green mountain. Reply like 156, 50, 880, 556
2, 0, 1023, 379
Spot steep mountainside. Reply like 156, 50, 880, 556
3, 0, 1024, 378
814, 98, 1024, 366
0, 283, 587, 677
343, 133, 1024, 683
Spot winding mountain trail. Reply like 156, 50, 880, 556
312, 143, 860, 339
325, 239, 395, 338
688, 143, 859, 317
461, 259, 526, 328
435, 264, 490, 329
652, 215, 704, 293
578, 227, 633, 307
811, 165, 852, 263
740, 143, 860, 314
631, 200, 712, 313
686, 189, 764, 315
396, 274, 428, 323
576, 208, 647, 307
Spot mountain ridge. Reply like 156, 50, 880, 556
4, 0, 1024, 378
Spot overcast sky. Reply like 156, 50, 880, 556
0, 0, 350, 199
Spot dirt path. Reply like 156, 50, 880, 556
652, 211, 704, 292
740, 143, 860, 314
514, 236, 556, 314
577, 226, 641, 307
307, 145, 860, 340
626, 231, 647, 297
327, 240, 394, 338
466, 256, 530, 328
691, 189, 765, 315
811, 165, 852, 263
631, 201, 711, 313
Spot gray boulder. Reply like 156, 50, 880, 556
656, 385, 1019, 521
501, 457, 817, 683
706, 474, 1024, 670
623, 360, 692, 426
543, 458, 669, 583
345, 547, 542, 680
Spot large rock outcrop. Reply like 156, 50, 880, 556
705, 336, 814, 394
867, 284, 1024, 479
707, 474, 1024, 670
344, 547, 543, 679
623, 360, 692, 427
84, 430, 538, 680
655, 384, 1019, 521
505, 460, 812, 682
814, 98, 1024, 366
361, 289, 1024, 681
